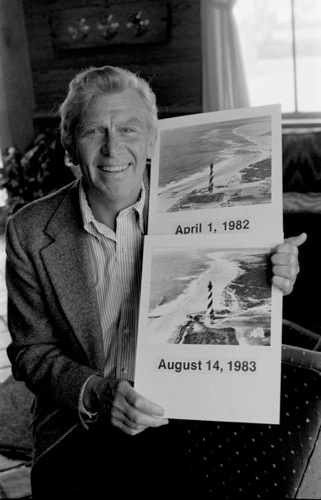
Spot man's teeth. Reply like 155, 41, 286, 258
100, 164, 129, 172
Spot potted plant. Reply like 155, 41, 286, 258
0, 129, 76, 230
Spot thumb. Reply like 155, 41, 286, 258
284, 232, 307, 247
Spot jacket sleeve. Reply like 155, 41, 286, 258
5, 214, 99, 414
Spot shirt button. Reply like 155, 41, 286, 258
121, 367, 127, 374
124, 326, 130, 335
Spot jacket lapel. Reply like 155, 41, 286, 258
40, 182, 105, 372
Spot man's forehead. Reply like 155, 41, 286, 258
81, 92, 148, 124
81, 114, 145, 126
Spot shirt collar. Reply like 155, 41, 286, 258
78, 178, 146, 237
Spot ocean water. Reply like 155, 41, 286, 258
148, 248, 271, 346
148, 248, 271, 345
149, 247, 270, 313
149, 247, 210, 311
158, 116, 271, 188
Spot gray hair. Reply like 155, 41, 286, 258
58, 65, 158, 154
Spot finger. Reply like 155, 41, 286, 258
274, 233, 307, 258
123, 384, 166, 418
274, 244, 299, 258
111, 416, 146, 436
271, 254, 300, 278
124, 403, 169, 429
271, 251, 298, 267
111, 406, 168, 436
272, 275, 293, 295
111, 382, 168, 432
283, 232, 307, 247
272, 263, 298, 281
110, 407, 147, 434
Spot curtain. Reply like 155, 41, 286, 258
201, 0, 249, 112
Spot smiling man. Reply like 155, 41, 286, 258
5, 65, 306, 499
74, 89, 156, 229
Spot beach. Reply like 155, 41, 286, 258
157, 120, 272, 213
147, 251, 271, 346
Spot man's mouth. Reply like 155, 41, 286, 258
98, 163, 132, 173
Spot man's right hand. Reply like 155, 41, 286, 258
83, 375, 168, 435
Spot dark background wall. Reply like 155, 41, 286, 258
22, 0, 202, 121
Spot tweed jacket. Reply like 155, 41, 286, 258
5, 177, 148, 465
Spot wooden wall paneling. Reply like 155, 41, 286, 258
22, 0, 202, 120
50, 2, 169, 50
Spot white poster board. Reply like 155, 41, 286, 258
148, 104, 283, 238
134, 105, 283, 424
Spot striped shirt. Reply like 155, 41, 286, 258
79, 181, 145, 382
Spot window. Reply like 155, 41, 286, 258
234, 0, 321, 118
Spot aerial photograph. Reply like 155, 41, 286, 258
147, 246, 271, 346
157, 115, 272, 213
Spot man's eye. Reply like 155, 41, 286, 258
82, 127, 105, 137
121, 127, 137, 133
86, 129, 100, 135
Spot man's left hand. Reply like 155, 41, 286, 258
271, 232, 307, 295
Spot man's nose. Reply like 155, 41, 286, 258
100, 132, 119, 156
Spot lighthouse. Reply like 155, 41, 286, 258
208, 162, 214, 193
206, 281, 215, 325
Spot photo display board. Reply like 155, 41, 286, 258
134, 104, 284, 424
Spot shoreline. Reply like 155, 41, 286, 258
157, 151, 271, 213
147, 253, 271, 346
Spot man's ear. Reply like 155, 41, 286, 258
66, 147, 79, 166
147, 130, 157, 159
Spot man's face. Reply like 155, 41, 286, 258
74, 89, 155, 210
